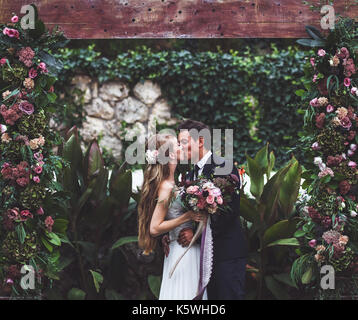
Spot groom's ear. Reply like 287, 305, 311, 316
198, 136, 205, 148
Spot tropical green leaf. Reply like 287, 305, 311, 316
111, 236, 138, 251
240, 193, 259, 223
264, 275, 290, 300
302, 267, 313, 284
279, 158, 302, 218
246, 154, 264, 199
259, 164, 292, 225
263, 219, 298, 247
46, 232, 62, 246
148, 275, 161, 299
67, 288, 86, 300
266, 237, 300, 248
89, 270, 103, 293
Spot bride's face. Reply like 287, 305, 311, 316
169, 137, 184, 163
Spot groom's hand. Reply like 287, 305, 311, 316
161, 234, 170, 257
178, 227, 194, 247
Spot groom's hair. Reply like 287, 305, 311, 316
177, 119, 211, 149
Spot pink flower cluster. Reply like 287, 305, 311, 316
322, 230, 349, 258
0, 104, 23, 125
182, 175, 238, 215
17, 47, 35, 67
3, 206, 46, 230
31, 151, 45, 183
6, 207, 33, 222
185, 181, 223, 214
45, 216, 54, 232
307, 206, 332, 229
1, 161, 30, 187
3, 27, 19, 39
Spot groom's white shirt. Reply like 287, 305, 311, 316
194, 150, 212, 180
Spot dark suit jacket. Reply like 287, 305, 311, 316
186, 153, 248, 261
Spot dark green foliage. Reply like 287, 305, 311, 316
53, 44, 308, 167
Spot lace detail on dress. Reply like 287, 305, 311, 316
201, 216, 214, 291
195, 216, 213, 299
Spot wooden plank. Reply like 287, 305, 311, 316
0, 0, 357, 39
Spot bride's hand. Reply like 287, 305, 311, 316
188, 211, 208, 223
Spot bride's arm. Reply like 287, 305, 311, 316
150, 182, 193, 237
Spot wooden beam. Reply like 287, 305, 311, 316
0, 1, 357, 39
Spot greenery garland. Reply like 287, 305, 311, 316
292, 18, 358, 299
0, 5, 68, 298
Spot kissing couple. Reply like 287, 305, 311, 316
138, 119, 248, 300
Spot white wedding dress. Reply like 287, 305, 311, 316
159, 194, 208, 300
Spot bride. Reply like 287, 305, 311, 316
137, 133, 207, 300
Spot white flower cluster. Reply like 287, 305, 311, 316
145, 149, 159, 164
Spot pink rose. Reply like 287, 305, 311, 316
3, 27, 10, 35
348, 149, 354, 157
37, 207, 44, 215
6, 28, 18, 38
309, 239, 317, 248
344, 78, 351, 87
19, 101, 34, 115
211, 188, 221, 197
318, 49, 326, 57
45, 216, 54, 232
206, 195, 215, 205
310, 57, 315, 67
216, 196, 223, 205
187, 185, 199, 194
34, 152, 43, 161
0, 58, 7, 65
338, 47, 349, 59
11, 16, 19, 23
348, 161, 357, 168
326, 104, 334, 113
38, 62, 46, 70
29, 68, 37, 79
197, 198, 206, 210
313, 75, 317, 82
33, 176, 40, 183
341, 116, 352, 129
351, 87, 358, 95
350, 144, 357, 151
33, 166, 43, 174
7, 208, 20, 220
20, 210, 33, 219
309, 98, 320, 107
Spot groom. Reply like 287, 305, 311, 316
175, 119, 247, 300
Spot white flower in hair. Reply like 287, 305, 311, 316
145, 149, 159, 163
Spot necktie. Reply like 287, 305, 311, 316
194, 164, 200, 180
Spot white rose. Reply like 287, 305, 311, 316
350, 210, 357, 217
314, 157, 323, 165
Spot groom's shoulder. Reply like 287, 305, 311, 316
211, 153, 225, 166
211, 154, 240, 180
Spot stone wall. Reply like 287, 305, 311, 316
70, 76, 177, 159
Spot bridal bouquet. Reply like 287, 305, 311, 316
181, 175, 240, 215
169, 174, 240, 279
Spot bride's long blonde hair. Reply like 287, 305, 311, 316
138, 133, 176, 254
